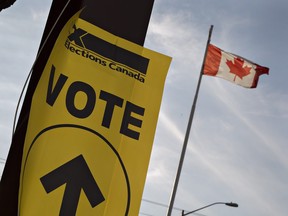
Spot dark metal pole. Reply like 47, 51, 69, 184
0, 0, 17, 12
182, 202, 238, 216
12, 0, 73, 138
166, 25, 214, 216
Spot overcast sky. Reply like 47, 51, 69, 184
1, 0, 288, 216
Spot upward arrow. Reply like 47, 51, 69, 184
40, 155, 105, 216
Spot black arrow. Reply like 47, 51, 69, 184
40, 155, 105, 216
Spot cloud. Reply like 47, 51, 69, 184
149, 73, 288, 215
209, 80, 288, 168
30, 9, 49, 22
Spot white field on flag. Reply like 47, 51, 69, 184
204, 44, 269, 88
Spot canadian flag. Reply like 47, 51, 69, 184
203, 44, 269, 88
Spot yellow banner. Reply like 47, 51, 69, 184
18, 12, 171, 216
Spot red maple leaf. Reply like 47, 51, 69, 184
226, 57, 251, 81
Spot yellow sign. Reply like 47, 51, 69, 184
18, 12, 171, 216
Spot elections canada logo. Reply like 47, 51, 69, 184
64, 25, 149, 83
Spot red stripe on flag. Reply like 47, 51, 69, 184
251, 64, 269, 88
203, 44, 222, 76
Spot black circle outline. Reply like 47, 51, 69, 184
20, 124, 131, 216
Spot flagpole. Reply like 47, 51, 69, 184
166, 25, 214, 216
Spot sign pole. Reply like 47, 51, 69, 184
166, 25, 214, 216
1, 1, 157, 215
